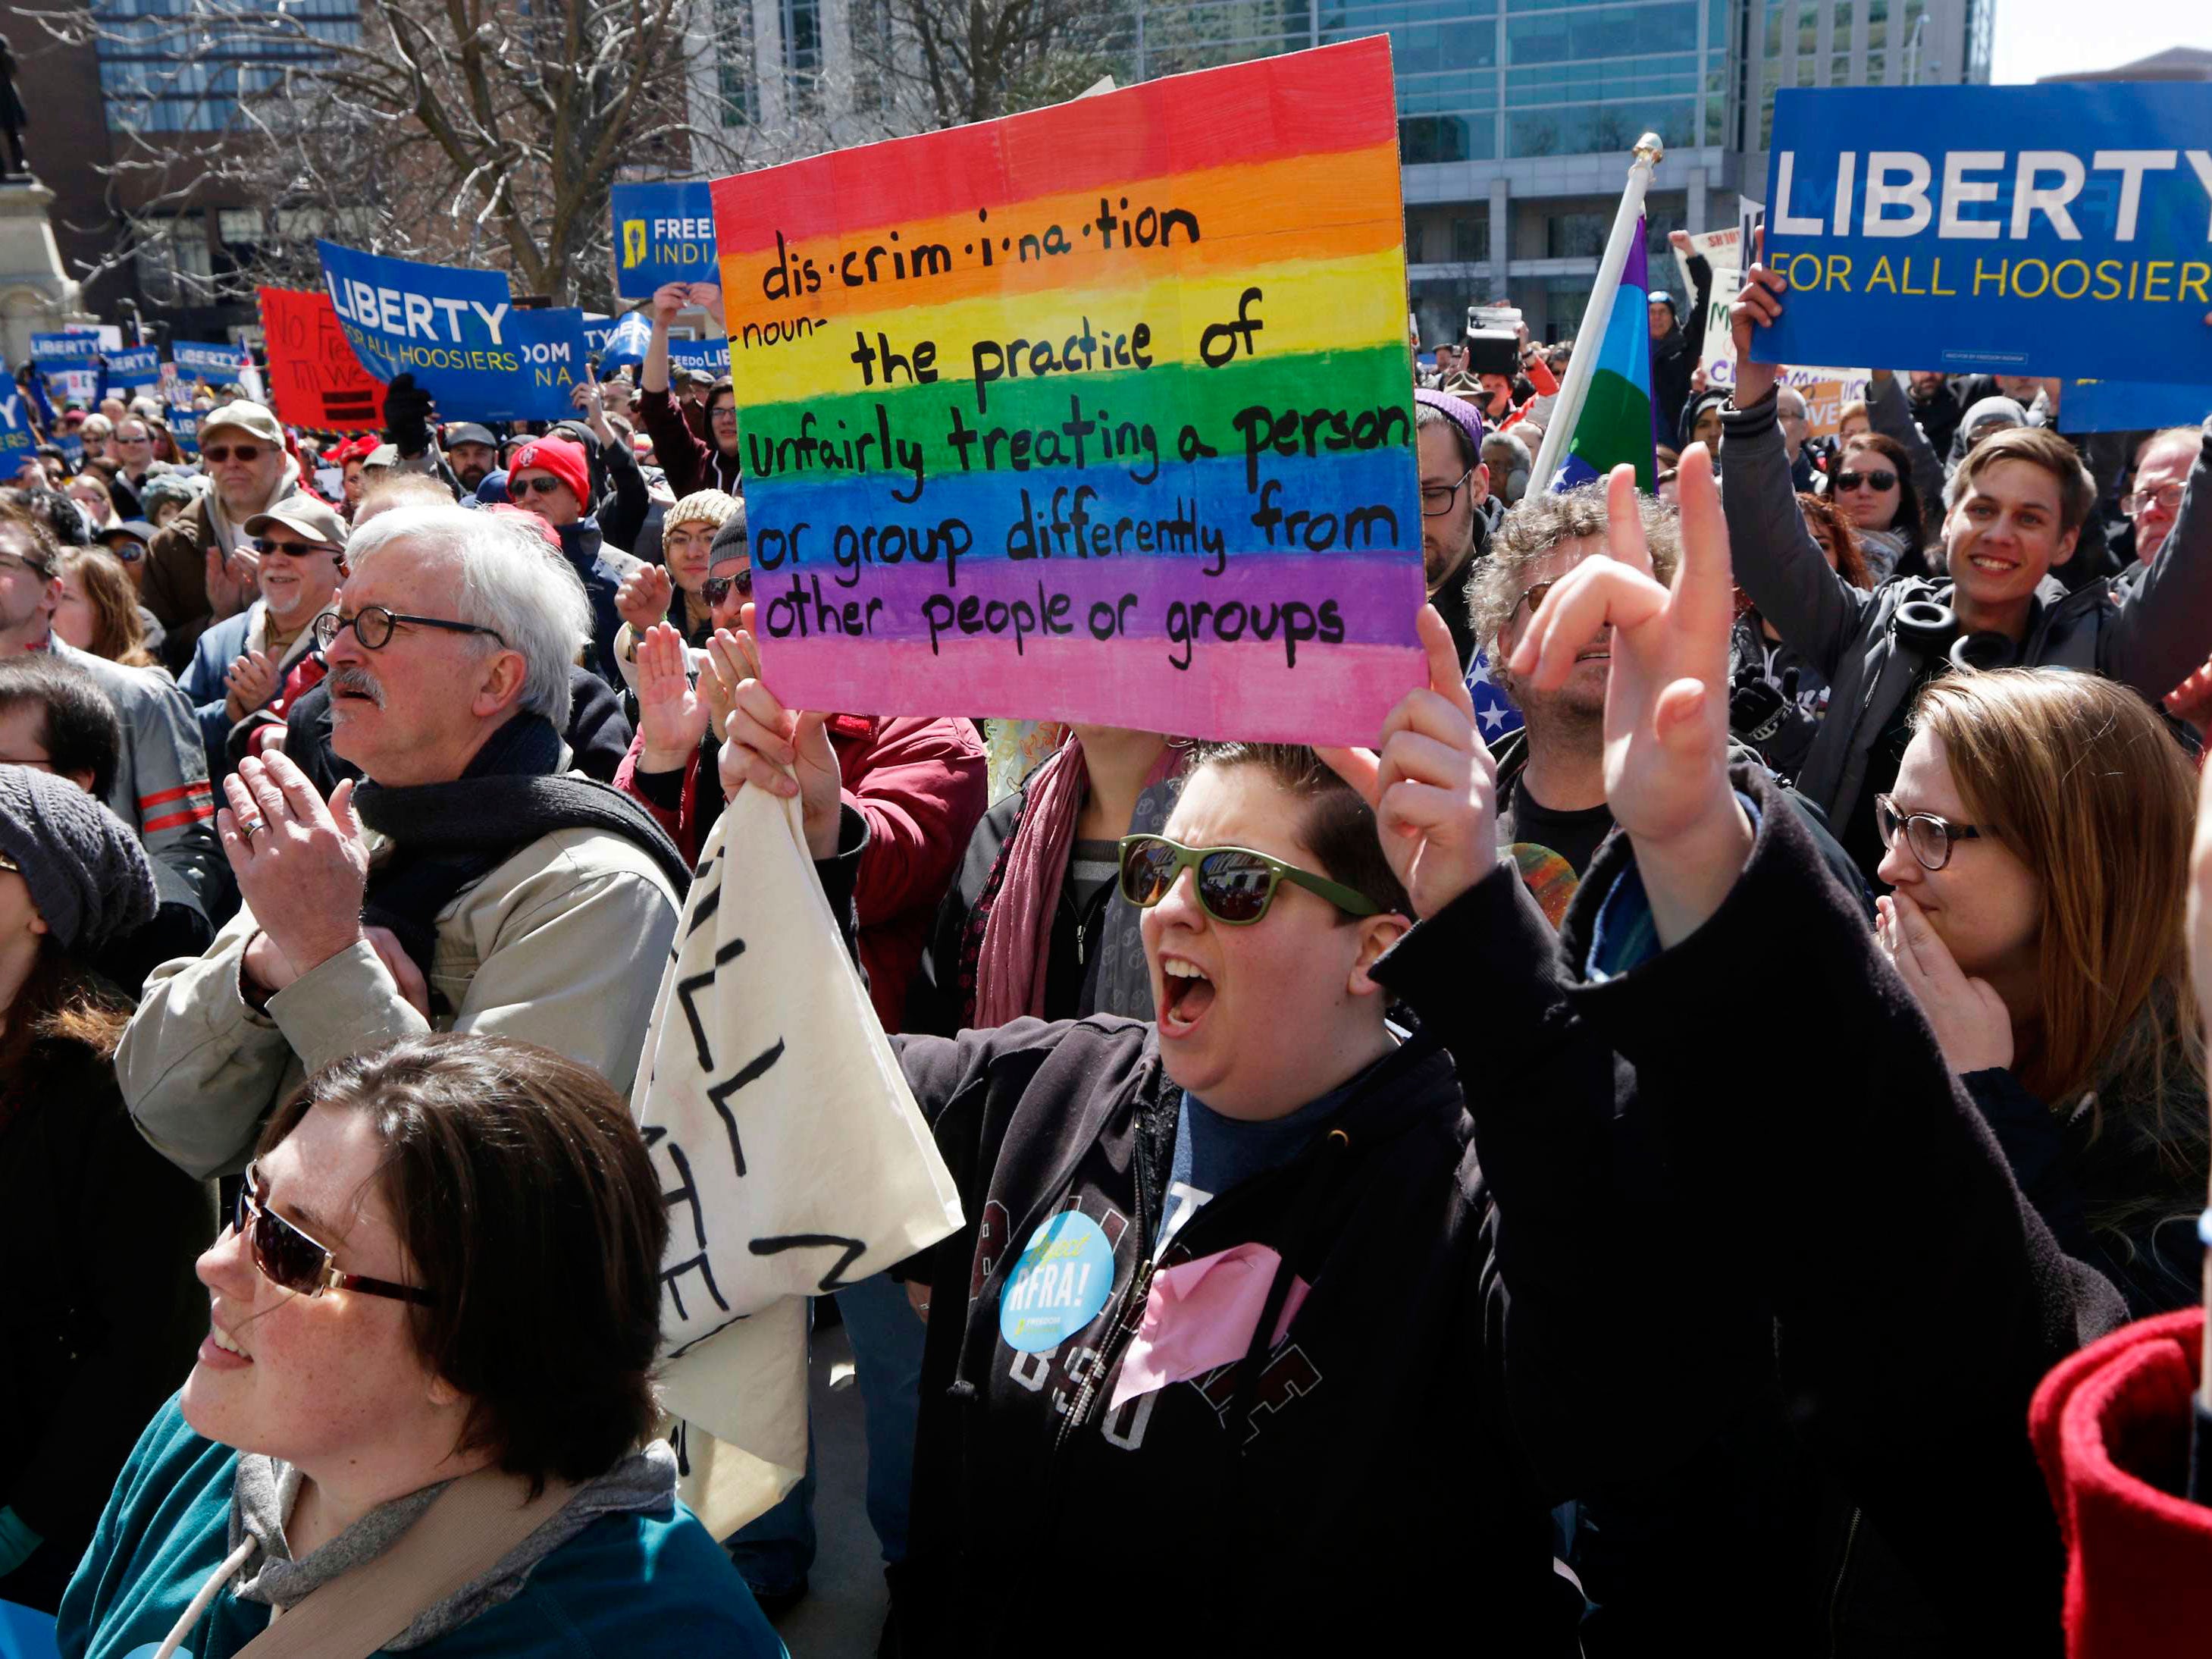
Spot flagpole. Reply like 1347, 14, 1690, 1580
1529, 133, 1665, 491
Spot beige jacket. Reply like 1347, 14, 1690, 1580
117, 824, 681, 1179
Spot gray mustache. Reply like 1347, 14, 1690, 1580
326, 666, 387, 707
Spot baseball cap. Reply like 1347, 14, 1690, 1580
444, 422, 497, 449
245, 496, 348, 549
200, 401, 285, 448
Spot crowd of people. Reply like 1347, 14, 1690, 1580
0, 237, 2207, 1659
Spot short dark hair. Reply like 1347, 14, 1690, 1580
0, 654, 124, 798
0, 498, 64, 569
1180, 742, 1412, 920
2, 488, 88, 550
258, 1033, 669, 1494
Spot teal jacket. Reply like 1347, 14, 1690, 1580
58, 1399, 783, 1659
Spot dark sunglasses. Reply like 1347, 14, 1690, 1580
702, 568, 753, 604
1117, 834, 1381, 927
511, 475, 567, 497
202, 444, 265, 463
255, 537, 332, 559
103, 541, 145, 563
314, 604, 507, 652
1836, 469, 1897, 493
1874, 793, 1985, 872
233, 1161, 436, 1305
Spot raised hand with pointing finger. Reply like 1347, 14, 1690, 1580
1317, 605, 1498, 920
1506, 448, 1752, 945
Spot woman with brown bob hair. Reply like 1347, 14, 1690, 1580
58, 1033, 784, 1659
1874, 667, 2206, 1312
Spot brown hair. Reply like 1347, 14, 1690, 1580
258, 1034, 669, 1493
1945, 425, 2097, 535
1840, 431, 1928, 550
1180, 742, 1413, 921
1795, 491, 1874, 590
1912, 670, 2205, 1243
55, 547, 157, 669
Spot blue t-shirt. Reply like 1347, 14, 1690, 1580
1153, 1079, 1360, 1259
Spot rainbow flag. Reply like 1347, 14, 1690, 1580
1553, 219, 1659, 492
709, 39, 1424, 747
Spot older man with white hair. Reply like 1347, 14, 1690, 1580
118, 505, 691, 1179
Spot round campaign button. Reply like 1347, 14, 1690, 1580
998, 1210, 1117, 1353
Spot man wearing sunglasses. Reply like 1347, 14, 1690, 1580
141, 401, 306, 674
177, 497, 346, 782
118, 503, 688, 1184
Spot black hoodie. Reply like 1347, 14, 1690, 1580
810, 760, 2116, 1656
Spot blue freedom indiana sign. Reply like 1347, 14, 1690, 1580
611, 182, 718, 300
1759, 83, 2212, 384
668, 336, 729, 376
317, 242, 587, 422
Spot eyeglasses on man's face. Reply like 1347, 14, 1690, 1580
313, 605, 507, 653
1421, 466, 1475, 517
2121, 482, 2185, 519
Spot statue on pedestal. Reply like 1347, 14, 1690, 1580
0, 37, 27, 179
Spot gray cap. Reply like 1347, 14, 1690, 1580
0, 766, 155, 952
444, 422, 497, 449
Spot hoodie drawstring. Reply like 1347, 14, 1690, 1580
152, 1534, 257, 1659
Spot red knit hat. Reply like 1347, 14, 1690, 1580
508, 435, 591, 508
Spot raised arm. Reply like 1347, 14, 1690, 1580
1719, 257, 1879, 679
1866, 368, 1946, 526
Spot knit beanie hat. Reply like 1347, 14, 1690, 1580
1415, 387, 1487, 470
709, 499, 750, 572
507, 437, 591, 507
0, 767, 155, 952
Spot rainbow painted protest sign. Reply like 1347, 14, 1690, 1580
711, 39, 1422, 744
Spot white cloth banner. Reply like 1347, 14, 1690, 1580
632, 780, 963, 1532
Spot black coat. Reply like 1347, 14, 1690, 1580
1554, 779, 2124, 1655
0, 973, 213, 1613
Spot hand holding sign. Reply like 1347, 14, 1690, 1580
713, 614, 841, 860
1729, 230, 1786, 410
1509, 450, 1751, 947
1316, 606, 1496, 921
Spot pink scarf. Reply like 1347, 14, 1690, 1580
970, 735, 1181, 1027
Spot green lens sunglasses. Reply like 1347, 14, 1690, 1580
1117, 833, 1382, 926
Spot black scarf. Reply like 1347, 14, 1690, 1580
354, 713, 691, 1011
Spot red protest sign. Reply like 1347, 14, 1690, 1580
257, 287, 384, 431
